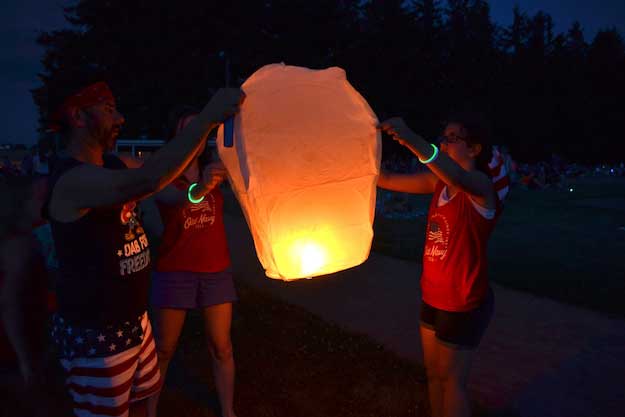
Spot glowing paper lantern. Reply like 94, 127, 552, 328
217, 63, 380, 280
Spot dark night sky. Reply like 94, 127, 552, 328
2, 1, 624, 146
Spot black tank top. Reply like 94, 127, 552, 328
43, 155, 151, 327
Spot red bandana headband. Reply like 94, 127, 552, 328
48, 82, 115, 132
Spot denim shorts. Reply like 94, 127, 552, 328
150, 270, 237, 309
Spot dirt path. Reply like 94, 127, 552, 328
224, 213, 625, 417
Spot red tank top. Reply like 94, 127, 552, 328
421, 181, 498, 312
155, 182, 230, 273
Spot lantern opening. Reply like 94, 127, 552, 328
294, 241, 327, 277
270, 237, 331, 279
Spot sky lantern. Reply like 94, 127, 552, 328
217, 63, 381, 280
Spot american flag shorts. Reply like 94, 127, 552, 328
52, 312, 162, 417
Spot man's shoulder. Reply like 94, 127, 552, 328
103, 153, 130, 169
52, 156, 84, 175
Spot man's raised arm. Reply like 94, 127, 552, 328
54, 89, 243, 212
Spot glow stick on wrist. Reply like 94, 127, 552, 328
418, 144, 439, 164
187, 182, 205, 204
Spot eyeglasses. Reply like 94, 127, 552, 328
438, 134, 468, 144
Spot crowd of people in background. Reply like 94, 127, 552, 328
0, 138, 58, 178
4, 140, 624, 186
378, 145, 625, 219
3, 138, 624, 228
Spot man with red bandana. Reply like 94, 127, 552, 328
39, 80, 243, 417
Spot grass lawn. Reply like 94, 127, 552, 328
373, 176, 625, 317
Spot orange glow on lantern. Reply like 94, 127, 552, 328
218, 64, 380, 280
274, 238, 328, 279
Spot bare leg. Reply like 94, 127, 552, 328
438, 342, 474, 417
146, 392, 159, 417
420, 325, 443, 417
202, 303, 236, 417
151, 308, 187, 415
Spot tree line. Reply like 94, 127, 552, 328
32, 0, 625, 163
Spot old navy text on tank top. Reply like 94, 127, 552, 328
155, 179, 230, 273
421, 181, 497, 312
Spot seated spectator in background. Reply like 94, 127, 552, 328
20, 148, 35, 176
1, 156, 18, 177
33, 137, 57, 176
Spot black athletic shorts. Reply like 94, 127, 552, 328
420, 287, 494, 349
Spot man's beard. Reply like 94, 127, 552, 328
90, 125, 118, 152
84, 112, 119, 152
102, 127, 120, 152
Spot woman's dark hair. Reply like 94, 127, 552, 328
165, 105, 213, 172
165, 105, 200, 142
445, 111, 493, 177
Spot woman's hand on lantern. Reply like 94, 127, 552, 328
204, 88, 246, 124
377, 117, 422, 150
200, 161, 228, 192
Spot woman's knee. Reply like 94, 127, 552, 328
422, 353, 440, 382
208, 339, 233, 363
440, 372, 468, 391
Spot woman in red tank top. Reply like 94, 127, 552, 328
378, 112, 499, 417
149, 108, 238, 417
